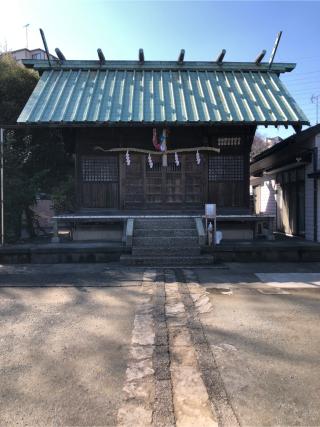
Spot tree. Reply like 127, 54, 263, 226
0, 55, 75, 242
0, 54, 38, 124
250, 133, 279, 160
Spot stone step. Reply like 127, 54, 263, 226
133, 236, 199, 247
120, 254, 214, 266
132, 247, 201, 256
134, 228, 198, 237
134, 219, 196, 229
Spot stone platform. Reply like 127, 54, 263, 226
1, 238, 320, 264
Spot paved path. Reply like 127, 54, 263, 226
117, 268, 237, 427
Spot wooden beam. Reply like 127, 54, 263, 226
178, 49, 185, 63
139, 48, 144, 63
255, 49, 266, 65
97, 48, 106, 64
55, 48, 66, 61
216, 49, 226, 64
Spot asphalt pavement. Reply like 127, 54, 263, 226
0, 262, 319, 426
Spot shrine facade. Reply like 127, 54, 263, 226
18, 55, 308, 215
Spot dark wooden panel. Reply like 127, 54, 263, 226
80, 155, 119, 208
122, 154, 145, 208
208, 182, 244, 207
82, 182, 119, 208
208, 154, 245, 208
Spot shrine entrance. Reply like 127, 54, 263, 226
121, 153, 207, 209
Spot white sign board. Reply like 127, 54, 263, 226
205, 203, 216, 218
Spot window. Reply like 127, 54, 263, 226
217, 137, 241, 147
81, 158, 118, 182
208, 155, 244, 181
32, 52, 45, 59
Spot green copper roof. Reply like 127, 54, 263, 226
17, 60, 309, 126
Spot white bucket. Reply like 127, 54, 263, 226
215, 230, 223, 245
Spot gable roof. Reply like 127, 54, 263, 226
250, 124, 320, 178
17, 59, 309, 126
251, 123, 320, 164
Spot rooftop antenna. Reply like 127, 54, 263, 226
39, 28, 52, 66
268, 31, 282, 69
23, 24, 30, 49
311, 94, 320, 124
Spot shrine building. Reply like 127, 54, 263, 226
17, 48, 309, 255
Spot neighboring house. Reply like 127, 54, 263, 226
1, 48, 57, 63
15, 53, 308, 243
251, 124, 320, 242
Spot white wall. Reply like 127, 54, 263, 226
253, 177, 277, 216
260, 179, 277, 216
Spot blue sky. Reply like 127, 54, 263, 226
1, 0, 319, 138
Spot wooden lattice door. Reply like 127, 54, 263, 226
184, 153, 206, 207
122, 153, 207, 209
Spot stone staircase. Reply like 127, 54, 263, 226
121, 218, 214, 266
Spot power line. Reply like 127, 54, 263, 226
284, 77, 320, 84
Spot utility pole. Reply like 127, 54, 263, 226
311, 94, 320, 124
23, 24, 30, 49
0, 128, 4, 246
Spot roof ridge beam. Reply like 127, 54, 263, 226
21, 59, 297, 73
